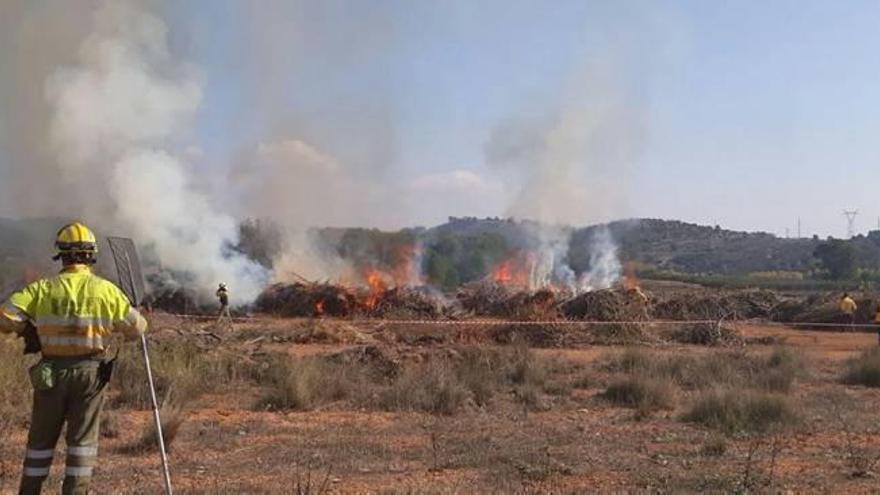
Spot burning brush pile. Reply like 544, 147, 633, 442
144, 275, 217, 315
250, 253, 766, 324
455, 281, 563, 320
255, 282, 359, 317
145, 246, 788, 333
651, 289, 781, 321
255, 269, 445, 319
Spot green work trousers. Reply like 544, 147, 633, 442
19, 362, 105, 495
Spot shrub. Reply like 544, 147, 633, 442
101, 409, 121, 439
602, 376, 676, 412
755, 347, 801, 393
843, 348, 880, 387
455, 346, 505, 406
701, 435, 727, 456
129, 393, 188, 453
506, 344, 547, 387
112, 339, 245, 409
258, 355, 361, 411
572, 372, 595, 389
542, 378, 573, 397
682, 389, 797, 435
379, 359, 469, 415
453, 344, 569, 408
513, 383, 545, 411
0, 338, 30, 382
0, 336, 31, 436
609, 347, 657, 374
605, 347, 802, 393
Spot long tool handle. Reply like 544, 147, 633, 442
141, 334, 173, 495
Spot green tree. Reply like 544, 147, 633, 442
422, 235, 460, 289
813, 239, 857, 280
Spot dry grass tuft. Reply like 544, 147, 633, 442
842, 347, 880, 387
0, 337, 32, 427
101, 409, 121, 439
379, 359, 470, 415
602, 376, 676, 412
256, 343, 574, 415
112, 339, 245, 409
129, 391, 189, 453
701, 435, 728, 456
257, 355, 364, 411
682, 389, 798, 435
606, 346, 802, 393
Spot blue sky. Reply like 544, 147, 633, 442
167, 0, 880, 237
5, 1, 880, 237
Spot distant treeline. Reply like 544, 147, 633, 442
3, 217, 880, 294
236, 217, 880, 290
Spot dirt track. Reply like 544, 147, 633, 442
2, 321, 880, 494
738, 323, 877, 358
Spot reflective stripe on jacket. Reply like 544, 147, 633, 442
0, 265, 147, 356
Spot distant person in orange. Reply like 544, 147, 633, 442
839, 293, 857, 330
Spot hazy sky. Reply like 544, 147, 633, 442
4, 0, 880, 238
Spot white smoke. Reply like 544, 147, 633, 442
0, 0, 660, 299
485, 64, 641, 291
578, 226, 622, 291
46, 1, 266, 303
232, 138, 389, 283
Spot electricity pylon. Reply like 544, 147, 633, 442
843, 210, 859, 238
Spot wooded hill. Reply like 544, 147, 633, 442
3, 217, 880, 295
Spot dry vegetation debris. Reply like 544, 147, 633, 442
6, 317, 880, 492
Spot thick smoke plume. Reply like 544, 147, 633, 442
0, 1, 657, 300
485, 63, 644, 291
4, 1, 267, 303
232, 139, 395, 284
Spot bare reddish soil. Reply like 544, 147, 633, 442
2, 320, 880, 494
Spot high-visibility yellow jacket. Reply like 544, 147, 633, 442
0, 265, 147, 357
840, 297, 858, 315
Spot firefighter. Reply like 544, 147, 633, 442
840, 292, 858, 329
874, 302, 880, 346
0, 222, 148, 495
216, 283, 231, 322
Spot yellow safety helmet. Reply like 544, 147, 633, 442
54, 222, 98, 259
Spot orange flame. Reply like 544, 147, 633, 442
364, 268, 388, 309
389, 244, 423, 287
621, 261, 640, 290
314, 299, 325, 316
492, 253, 534, 287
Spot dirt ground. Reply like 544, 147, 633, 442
2, 320, 880, 494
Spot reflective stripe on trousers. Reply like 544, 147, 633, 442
68, 446, 97, 457
23, 466, 50, 477
22, 448, 54, 478
65, 466, 94, 477
25, 449, 54, 459
66, 443, 98, 478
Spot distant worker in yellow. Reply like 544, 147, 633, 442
874, 302, 880, 346
216, 282, 231, 322
0, 222, 148, 495
839, 292, 858, 329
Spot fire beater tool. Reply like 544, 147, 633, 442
107, 236, 173, 495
